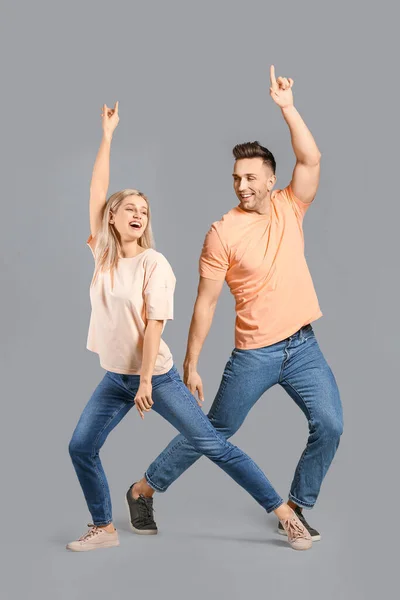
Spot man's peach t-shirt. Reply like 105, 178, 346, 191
86, 236, 176, 375
199, 185, 322, 349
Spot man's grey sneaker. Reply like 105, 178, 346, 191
278, 506, 321, 541
126, 484, 158, 535
278, 509, 313, 551
66, 524, 119, 552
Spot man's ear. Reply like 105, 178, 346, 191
268, 174, 277, 192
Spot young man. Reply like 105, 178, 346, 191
127, 66, 343, 542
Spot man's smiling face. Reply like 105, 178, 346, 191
232, 157, 276, 213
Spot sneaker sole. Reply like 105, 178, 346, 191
290, 543, 313, 551
125, 496, 158, 535
66, 540, 120, 552
277, 527, 321, 542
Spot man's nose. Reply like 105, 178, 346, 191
238, 180, 247, 191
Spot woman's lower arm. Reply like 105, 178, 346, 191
141, 320, 164, 382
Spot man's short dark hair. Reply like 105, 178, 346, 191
232, 141, 276, 174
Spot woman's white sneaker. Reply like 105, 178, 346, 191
279, 510, 313, 551
66, 524, 120, 552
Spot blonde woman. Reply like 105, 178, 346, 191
66, 102, 312, 552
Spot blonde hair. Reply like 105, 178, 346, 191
92, 189, 155, 288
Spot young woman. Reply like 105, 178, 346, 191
67, 102, 312, 552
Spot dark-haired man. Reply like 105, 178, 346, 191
129, 66, 343, 543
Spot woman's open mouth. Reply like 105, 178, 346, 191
129, 220, 142, 229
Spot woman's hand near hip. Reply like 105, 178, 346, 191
134, 381, 154, 420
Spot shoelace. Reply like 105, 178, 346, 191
282, 516, 307, 540
78, 524, 102, 542
137, 496, 154, 521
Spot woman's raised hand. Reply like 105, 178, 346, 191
101, 101, 119, 139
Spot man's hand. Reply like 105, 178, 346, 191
134, 381, 154, 420
269, 65, 294, 109
184, 368, 204, 407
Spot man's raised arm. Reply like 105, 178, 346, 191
270, 65, 321, 204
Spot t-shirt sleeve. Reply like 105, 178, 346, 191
282, 184, 313, 222
144, 253, 176, 321
199, 225, 229, 281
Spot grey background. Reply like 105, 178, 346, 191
1, 0, 398, 598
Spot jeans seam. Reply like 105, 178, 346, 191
91, 402, 129, 522
208, 351, 238, 420
165, 372, 282, 512
280, 378, 315, 499
144, 472, 166, 493
288, 493, 314, 509
281, 379, 314, 423
106, 372, 136, 399
145, 436, 188, 487
144, 354, 238, 491
278, 344, 289, 383
165, 372, 230, 447
267, 499, 285, 514
105, 371, 125, 388
144, 373, 231, 489
93, 519, 113, 526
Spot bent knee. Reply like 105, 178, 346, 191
208, 416, 237, 440
68, 435, 92, 458
313, 415, 343, 441
196, 437, 234, 461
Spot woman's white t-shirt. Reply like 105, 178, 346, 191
86, 235, 176, 375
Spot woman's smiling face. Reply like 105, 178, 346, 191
111, 195, 149, 239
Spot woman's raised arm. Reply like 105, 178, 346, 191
89, 101, 119, 237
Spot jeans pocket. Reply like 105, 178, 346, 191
223, 350, 239, 378
107, 371, 125, 386
123, 375, 140, 399
166, 365, 180, 380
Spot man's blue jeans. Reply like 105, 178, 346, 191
146, 325, 343, 509
69, 366, 287, 526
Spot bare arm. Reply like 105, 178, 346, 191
89, 102, 119, 237
282, 105, 321, 204
134, 319, 164, 419
183, 276, 224, 403
269, 66, 321, 204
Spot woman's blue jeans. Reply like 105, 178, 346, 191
69, 366, 286, 525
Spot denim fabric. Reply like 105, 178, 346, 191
145, 325, 343, 509
69, 365, 284, 525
